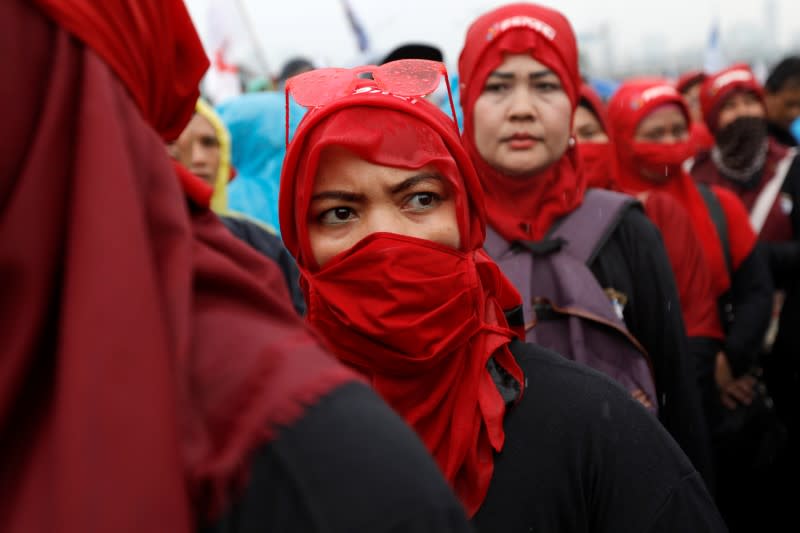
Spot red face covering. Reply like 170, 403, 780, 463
280, 92, 525, 516
2, 2, 354, 532
576, 84, 618, 189
607, 78, 731, 296
629, 139, 695, 183
458, 3, 585, 242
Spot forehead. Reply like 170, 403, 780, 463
493, 53, 551, 74
574, 105, 602, 126
184, 113, 216, 137
723, 89, 762, 103
639, 103, 686, 126
313, 146, 419, 189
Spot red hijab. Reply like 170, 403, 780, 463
577, 83, 619, 189
279, 90, 525, 516
458, 3, 585, 242
607, 78, 731, 297
1, 2, 353, 532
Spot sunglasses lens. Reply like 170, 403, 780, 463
375, 59, 443, 97
288, 68, 352, 107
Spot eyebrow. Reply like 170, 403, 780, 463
310, 172, 444, 202
389, 172, 444, 195
310, 190, 367, 202
488, 69, 555, 81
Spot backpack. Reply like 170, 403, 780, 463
488, 189, 658, 414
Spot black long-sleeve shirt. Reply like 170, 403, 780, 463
203, 382, 473, 533
473, 340, 727, 532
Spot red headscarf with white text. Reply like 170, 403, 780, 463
458, 3, 585, 242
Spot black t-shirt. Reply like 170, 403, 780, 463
473, 339, 727, 532
202, 382, 473, 533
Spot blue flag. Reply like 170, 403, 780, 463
340, 0, 370, 53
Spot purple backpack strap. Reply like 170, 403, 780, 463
549, 189, 640, 265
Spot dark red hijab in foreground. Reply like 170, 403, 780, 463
0, 1, 353, 531
458, 3, 586, 242
280, 90, 524, 516
607, 79, 733, 298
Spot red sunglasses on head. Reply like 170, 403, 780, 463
284, 59, 458, 145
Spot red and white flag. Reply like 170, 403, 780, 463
201, 0, 249, 104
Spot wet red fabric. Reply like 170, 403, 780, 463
577, 84, 618, 189
689, 121, 715, 154
0, 2, 354, 532
174, 160, 214, 207
607, 78, 732, 298
641, 193, 724, 338
458, 3, 585, 242
279, 94, 525, 516
32, 0, 209, 142
700, 64, 766, 133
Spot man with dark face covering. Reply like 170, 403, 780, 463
691, 65, 800, 527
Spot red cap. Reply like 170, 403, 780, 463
700, 64, 765, 132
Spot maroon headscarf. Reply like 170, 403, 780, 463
458, 3, 586, 242
0, 2, 354, 532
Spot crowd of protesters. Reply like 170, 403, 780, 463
3, 0, 800, 532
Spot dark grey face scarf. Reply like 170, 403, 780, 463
712, 116, 769, 182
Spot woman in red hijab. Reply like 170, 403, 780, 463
457, 2, 713, 485
575, 84, 725, 414
675, 70, 716, 154
279, 54, 727, 530
607, 77, 777, 533
0, 1, 474, 532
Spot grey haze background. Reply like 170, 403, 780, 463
184, 0, 800, 81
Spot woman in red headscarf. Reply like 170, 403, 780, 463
675, 70, 716, 154
607, 77, 778, 533
575, 84, 725, 408
457, 2, 714, 485
278, 52, 727, 530
0, 1, 474, 532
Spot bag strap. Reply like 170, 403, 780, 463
696, 183, 732, 278
750, 147, 798, 234
546, 189, 639, 265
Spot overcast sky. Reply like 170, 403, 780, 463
184, 0, 800, 78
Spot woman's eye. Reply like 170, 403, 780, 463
535, 82, 561, 92
405, 192, 440, 211
319, 207, 356, 225
484, 82, 509, 93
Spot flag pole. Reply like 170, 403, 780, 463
232, 0, 272, 78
